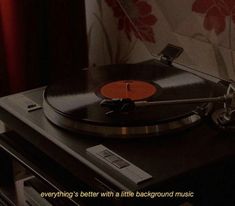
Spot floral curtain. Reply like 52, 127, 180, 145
86, 0, 153, 66
86, 0, 235, 80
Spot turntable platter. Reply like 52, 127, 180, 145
43, 63, 216, 138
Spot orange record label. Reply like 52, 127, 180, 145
100, 80, 157, 101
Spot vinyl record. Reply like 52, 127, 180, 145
43, 63, 217, 138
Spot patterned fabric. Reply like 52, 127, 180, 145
106, 0, 157, 42
192, 0, 235, 34
86, 0, 235, 80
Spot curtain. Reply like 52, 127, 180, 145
0, 0, 25, 94
0, 0, 88, 96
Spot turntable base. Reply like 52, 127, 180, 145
0, 86, 235, 205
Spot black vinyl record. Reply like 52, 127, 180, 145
43, 63, 217, 138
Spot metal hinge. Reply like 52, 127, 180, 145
159, 44, 184, 65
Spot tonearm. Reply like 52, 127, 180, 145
101, 83, 235, 128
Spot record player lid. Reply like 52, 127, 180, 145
117, 0, 235, 81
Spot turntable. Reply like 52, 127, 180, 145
0, 56, 235, 205
42, 45, 235, 139
43, 63, 214, 138
0, 6, 235, 206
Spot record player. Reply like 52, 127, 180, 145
0, 58, 235, 206
0, 2, 235, 206
42, 44, 235, 139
